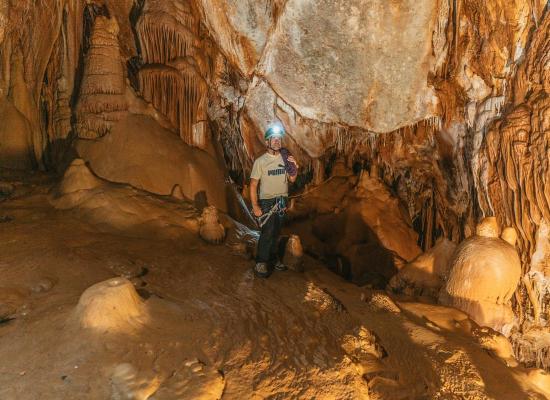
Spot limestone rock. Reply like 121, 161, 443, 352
472, 326, 518, 367
196, 0, 279, 76
365, 292, 401, 314
51, 158, 202, 239
151, 359, 225, 400
0, 97, 34, 169
256, 0, 440, 132
110, 363, 161, 400
389, 238, 456, 297
76, 114, 229, 212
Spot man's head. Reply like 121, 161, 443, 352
264, 123, 285, 151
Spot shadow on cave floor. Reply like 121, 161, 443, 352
395, 302, 531, 399
0, 173, 540, 399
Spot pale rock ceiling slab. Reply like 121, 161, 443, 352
196, 0, 279, 76
258, 0, 440, 132
199, 0, 441, 133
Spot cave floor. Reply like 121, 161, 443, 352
0, 172, 546, 399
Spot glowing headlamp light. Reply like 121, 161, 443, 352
265, 122, 285, 140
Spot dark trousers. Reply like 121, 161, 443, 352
256, 197, 286, 264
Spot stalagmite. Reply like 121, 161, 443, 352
440, 217, 522, 334
502, 227, 519, 247
56, 158, 102, 195
75, 16, 127, 139
199, 206, 225, 244
283, 234, 304, 272
74, 278, 147, 333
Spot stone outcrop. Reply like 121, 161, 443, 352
389, 238, 456, 298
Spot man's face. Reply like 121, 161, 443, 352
267, 135, 282, 150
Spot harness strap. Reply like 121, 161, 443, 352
256, 197, 287, 228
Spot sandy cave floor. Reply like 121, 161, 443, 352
0, 172, 547, 400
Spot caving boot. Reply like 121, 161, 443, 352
274, 260, 287, 271
254, 262, 269, 278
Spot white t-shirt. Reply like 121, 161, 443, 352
250, 152, 288, 199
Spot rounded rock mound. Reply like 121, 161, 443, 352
74, 278, 147, 333
440, 218, 521, 333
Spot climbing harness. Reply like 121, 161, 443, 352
256, 197, 288, 228
253, 172, 337, 227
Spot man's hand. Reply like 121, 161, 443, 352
287, 155, 299, 183
252, 204, 263, 217
287, 156, 299, 170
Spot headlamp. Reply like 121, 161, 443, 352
265, 122, 285, 140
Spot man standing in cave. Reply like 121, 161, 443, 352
250, 123, 299, 278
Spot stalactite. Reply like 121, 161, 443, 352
138, 60, 207, 146
75, 15, 127, 139
312, 158, 325, 186
53, 14, 72, 143
474, 13, 550, 366
432, 0, 451, 75
0, 0, 7, 47
135, 0, 211, 148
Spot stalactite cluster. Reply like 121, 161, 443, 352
136, 0, 210, 148
139, 62, 207, 147
479, 12, 550, 335
75, 15, 127, 139
0, 0, 65, 168
137, 0, 199, 65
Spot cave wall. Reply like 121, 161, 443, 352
0, 0, 548, 322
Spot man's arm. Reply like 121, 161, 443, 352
250, 178, 262, 217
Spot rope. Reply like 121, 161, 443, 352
254, 175, 340, 227
288, 175, 337, 199
256, 197, 286, 228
